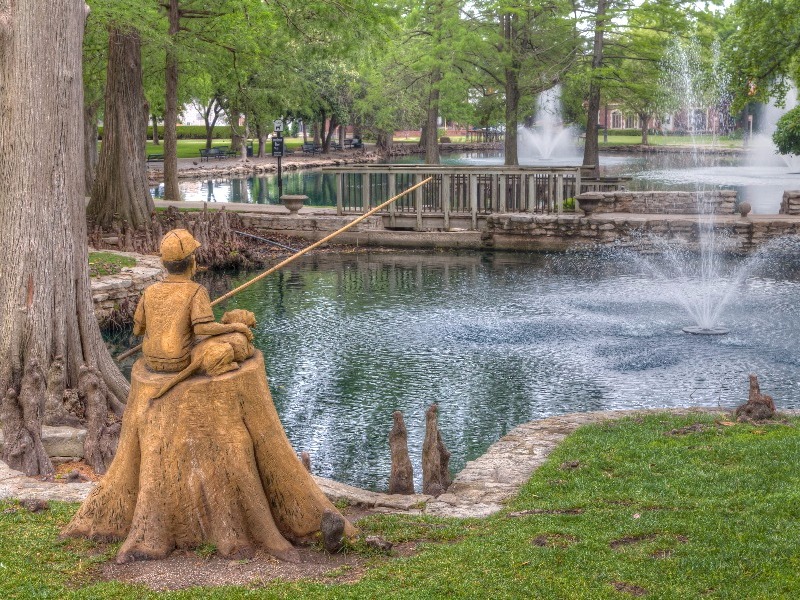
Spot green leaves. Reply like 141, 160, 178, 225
773, 105, 800, 155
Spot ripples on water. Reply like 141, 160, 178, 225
108, 250, 800, 490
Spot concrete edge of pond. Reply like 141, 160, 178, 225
5, 407, 798, 516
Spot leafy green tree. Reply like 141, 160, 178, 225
773, 106, 800, 154
725, 0, 800, 108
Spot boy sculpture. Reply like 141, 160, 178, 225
65, 227, 356, 563
133, 228, 253, 375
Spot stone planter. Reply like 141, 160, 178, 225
576, 192, 603, 216
281, 194, 307, 215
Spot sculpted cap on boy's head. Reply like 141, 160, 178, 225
160, 229, 200, 261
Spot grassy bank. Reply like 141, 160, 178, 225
144, 138, 305, 160
88, 252, 136, 278
599, 134, 743, 148
2, 412, 799, 598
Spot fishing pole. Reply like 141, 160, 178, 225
116, 176, 433, 361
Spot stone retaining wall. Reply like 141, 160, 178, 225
485, 213, 800, 253
91, 252, 163, 325
582, 190, 737, 215
781, 191, 800, 215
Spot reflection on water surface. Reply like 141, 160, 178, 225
107, 250, 800, 490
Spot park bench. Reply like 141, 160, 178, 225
199, 148, 226, 161
302, 142, 317, 154
331, 142, 343, 151
146, 153, 164, 162
214, 145, 240, 158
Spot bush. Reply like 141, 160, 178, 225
439, 136, 452, 143
98, 125, 236, 140
773, 106, 800, 155
604, 128, 641, 136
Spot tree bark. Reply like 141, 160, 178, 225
151, 114, 159, 145
388, 411, 414, 494
421, 403, 451, 497
86, 27, 154, 230
83, 100, 100, 196
640, 113, 650, 145
0, 0, 130, 474
256, 125, 267, 158
424, 69, 441, 165
582, 0, 607, 178
502, 13, 520, 166
163, 0, 180, 200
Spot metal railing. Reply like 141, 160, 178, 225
322, 165, 597, 230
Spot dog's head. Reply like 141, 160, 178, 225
221, 309, 256, 328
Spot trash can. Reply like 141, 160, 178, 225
246, 142, 253, 157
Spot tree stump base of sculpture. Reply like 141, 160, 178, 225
63, 351, 355, 563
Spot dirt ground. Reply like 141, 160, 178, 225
96, 506, 419, 591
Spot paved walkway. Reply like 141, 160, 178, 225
1, 408, 733, 517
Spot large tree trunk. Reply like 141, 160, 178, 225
162, 0, 180, 200
151, 114, 159, 145
640, 113, 650, 145
582, 0, 607, 178
83, 99, 100, 196
256, 125, 267, 158
0, 0, 130, 475
502, 13, 520, 166
86, 27, 154, 230
424, 69, 441, 165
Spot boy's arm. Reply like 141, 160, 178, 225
191, 286, 253, 340
194, 321, 253, 340
132, 296, 146, 336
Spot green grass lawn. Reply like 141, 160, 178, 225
88, 251, 136, 278
3, 412, 799, 598
144, 138, 306, 159
599, 134, 743, 148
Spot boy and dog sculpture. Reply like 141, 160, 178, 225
64, 229, 355, 563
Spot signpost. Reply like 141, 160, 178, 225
272, 119, 285, 198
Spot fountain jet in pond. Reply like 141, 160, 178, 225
517, 85, 581, 165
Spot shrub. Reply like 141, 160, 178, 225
773, 106, 800, 155
439, 136, 452, 143
98, 125, 237, 141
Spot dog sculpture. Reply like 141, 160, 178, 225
151, 309, 257, 399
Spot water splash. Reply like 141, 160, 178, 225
627, 39, 780, 333
517, 85, 581, 164
748, 87, 800, 171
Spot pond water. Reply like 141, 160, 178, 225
152, 150, 800, 215
108, 250, 800, 491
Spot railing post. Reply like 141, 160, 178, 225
336, 173, 343, 215
442, 173, 451, 230
388, 173, 397, 228
556, 173, 564, 214
469, 173, 478, 230
499, 174, 507, 213
575, 167, 582, 198
362, 172, 371, 213
415, 174, 423, 231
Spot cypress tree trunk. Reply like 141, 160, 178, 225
640, 113, 650, 145
0, 0, 129, 466
582, 0, 607, 178
83, 99, 100, 196
163, 0, 180, 200
86, 27, 154, 230
502, 12, 519, 166
424, 69, 441, 165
